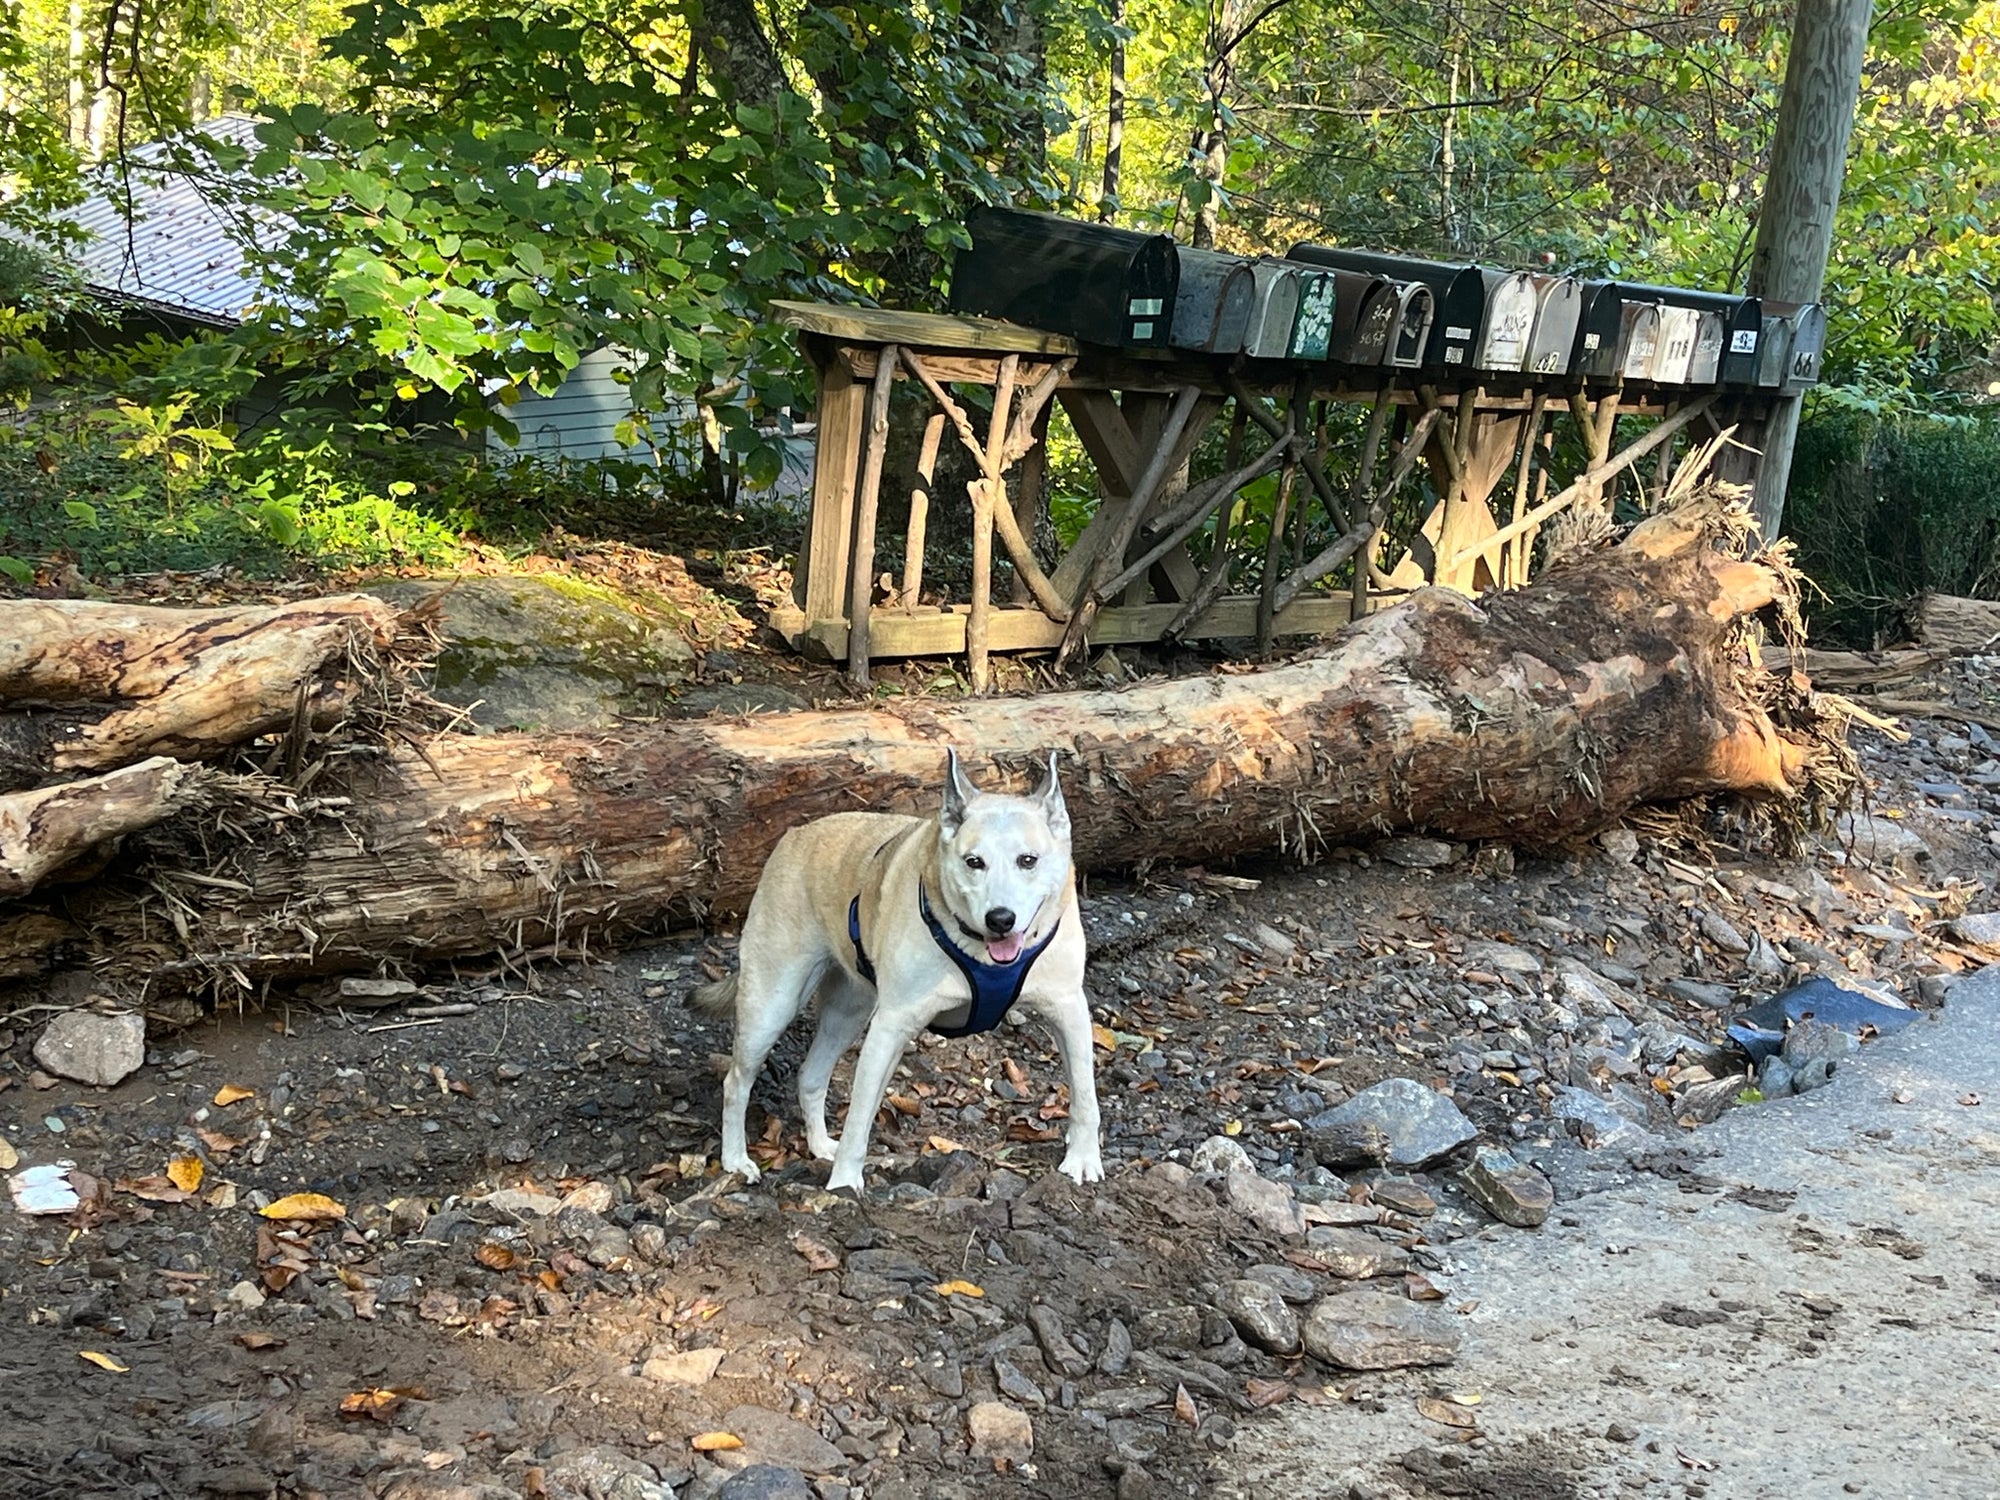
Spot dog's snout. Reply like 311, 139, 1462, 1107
985, 907, 1016, 937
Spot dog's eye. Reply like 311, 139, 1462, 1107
964, 854, 986, 871
1017, 854, 1038, 870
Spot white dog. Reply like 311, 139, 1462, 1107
691, 749, 1101, 1193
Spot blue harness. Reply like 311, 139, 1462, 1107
847, 888, 1060, 1038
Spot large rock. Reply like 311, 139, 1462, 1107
1304, 1227, 1409, 1279
1216, 1279, 1301, 1353
1301, 1289, 1461, 1370
366, 575, 696, 732
540, 1447, 673, 1500
34, 1011, 145, 1087
1834, 812, 1931, 870
1306, 1078, 1475, 1169
1951, 912, 2000, 949
1224, 1170, 1307, 1238
967, 1402, 1034, 1464
718, 1466, 816, 1500
1459, 1145, 1554, 1227
716, 1407, 845, 1475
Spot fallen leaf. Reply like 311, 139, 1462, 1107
78, 1351, 129, 1373
195, 1129, 241, 1156
932, 1279, 985, 1298
1675, 1448, 1716, 1472
235, 1332, 285, 1351
1244, 1378, 1293, 1408
0, 1137, 16, 1170
792, 1234, 840, 1273
1417, 1395, 1479, 1429
1404, 1273, 1447, 1301
1004, 1119, 1057, 1143
339, 1387, 426, 1422
167, 1156, 204, 1193
1003, 1057, 1030, 1090
690, 1432, 743, 1452
884, 1094, 921, 1117
524, 1467, 550, 1499
1173, 1384, 1199, 1429
117, 1175, 194, 1204
1091, 1024, 1117, 1051
475, 1243, 518, 1271
261, 1192, 346, 1222
925, 1135, 965, 1154
213, 1085, 254, 1108
205, 1182, 238, 1210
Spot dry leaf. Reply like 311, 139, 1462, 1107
1091, 1024, 1117, 1051
339, 1387, 423, 1422
932, 1279, 985, 1298
167, 1155, 204, 1193
0, 1137, 17, 1171
235, 1332, 285, 1351
1404, 1273, 1447, 1301
195, 1129, 241, 1156
1003, 1057, 1030, 1090
1417, 1396, 1479, 1429
792, 1234, 840, 1273
475, 1243, 518, 1270
1245, 1378, 1294, 1408
205, 1182, 238, 1210
524, 1467, 550, 1499
1173, 1384, 1199, 1429
78, 1351, 129, 1372
690, 1432, 743, 1452
213, 1084, 255, 1107
118, 1175, 193, 1204
925, 1135, 964, 1154
1675, 1449, 1716, 1472
260, 1192, 346, 1222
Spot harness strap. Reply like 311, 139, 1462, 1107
919, 884, 1060, 1038
847, 896, 876, 985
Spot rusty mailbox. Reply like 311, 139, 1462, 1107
1169, 246, 1255, 354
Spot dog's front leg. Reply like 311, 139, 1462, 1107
825, 1006, 929, 1194
1042, 990, 1106, 1184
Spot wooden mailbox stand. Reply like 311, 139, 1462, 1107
768, 300, 1773, 691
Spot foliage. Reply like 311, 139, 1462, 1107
1784, 403, 2000, 644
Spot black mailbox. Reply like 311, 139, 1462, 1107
1571, 282, 1625, 379
948, 206, 1178, 348
1289, 244, 1483, 369
1170, 246, 1254, 353
1615, 282, 1761, 385
1328, 270, 1396, 365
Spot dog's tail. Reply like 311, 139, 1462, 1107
688, 972, 738, 1017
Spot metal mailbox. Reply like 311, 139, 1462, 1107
1652, 305, 1702, 385
1780, 302, 1826, 391
1243, 260, 1303, 358
1169, 246, 1255, 353
1288, 267, 1339, 360
1328, 270, 1397, 365
1571, 282, 1625, 379
1386, 283, 1436, 369
947, 206, 1178, 348
1618, 301, 1663, 381
1524, 275, 1582, 375
1755, 307, 1796, 388
1475, 270, 1539, 372
1288, 244, 1483, 369
1688, 311, 1726, 385
1617, 282, 1761, 385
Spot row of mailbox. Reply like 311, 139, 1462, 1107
947, 207, 1825, 392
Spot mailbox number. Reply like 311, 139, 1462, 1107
1729, 330, 1758, 353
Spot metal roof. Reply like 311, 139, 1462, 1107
67, 114, 279, 327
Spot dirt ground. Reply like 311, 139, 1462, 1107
4, 566, 1998, 1499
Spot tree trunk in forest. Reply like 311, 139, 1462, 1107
0, 500, 1845, 993
1192, 0, 1246, 247
693, 0, 790, 110
1099, 0, 1126, 221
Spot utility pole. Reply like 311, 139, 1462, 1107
1741, 0, 1872, 538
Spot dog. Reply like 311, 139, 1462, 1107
690, 749, 1101, 1193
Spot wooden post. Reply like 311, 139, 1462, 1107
903, 411, 946, 611
1257, 375, 1309, 650
968, 354, 1020, 694
1742, 0, 1872, 538
845, 345, 900, 687
797, 351, 867, 622
1009, 403, 1053, 604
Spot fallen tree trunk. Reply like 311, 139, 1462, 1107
0, 595, 407, 791
2, 498, 1848, 993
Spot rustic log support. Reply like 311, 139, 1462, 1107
845, 342, 900, 686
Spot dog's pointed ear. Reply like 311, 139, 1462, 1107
941, 748, 980, 834
1038, 749, 1071, 839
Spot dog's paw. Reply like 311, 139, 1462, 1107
720, 1154, 763, 1184
1059, 1149, 1105, 1185
825, 1163, 865, 1194
806, 1135, 838, 1163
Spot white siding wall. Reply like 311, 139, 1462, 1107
487, 345, 696, 465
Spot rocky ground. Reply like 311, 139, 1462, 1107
4, 599, 1999, 1500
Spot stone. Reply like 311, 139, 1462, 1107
540, 1447, 673, 1500
641, 1347, 724, 1386
1134, 1307, 1203, 1351
1461, 940, 1541, 976
1189, 1136, 1256, 1177
1780, 1017, 1859, 1069
1375, 836, 1460, 870
1549, 1087, 1653, 1150
1301, 1119, 1390, 1171
363, 575, 696, 732
1224, 1171, 1307, 1238
1950, 913, 2000, 949
966, 1402, 1034, 1464
1028, 1304, 1090, 1378
1745, 931, 1789, 977
482, 1186, 563, 1217
1553, 961, 1622, 1019
1757, 1055, 1797, 1098
1459, 1146, 1553, 1228
1216, 1280, 1300, 1353
1306, 1079, 1475, 1170
1245, 1263, 1320, 1304
1366, 1180, 1436, 1217
1598, 826, 1640, 864
1835, 813, 1931, 869
226, 1280, 268, 1311
718, 1465, 816, 1500
1667, 978, 1735, 1009
32, 1011, 145, 1087
1301, 1290, 1461, 1370
718, 1408, 845, 1475
992, 1356, 1046, 1409
560, 1181, 616, 1214
1304, 1227, 1409, 1279
1699, 911, 1750, 954
1097, 1317, 1133, 1376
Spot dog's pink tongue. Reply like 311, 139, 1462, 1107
987, 931, 1026, 963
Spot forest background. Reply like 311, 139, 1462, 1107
1, 0, 1996, 641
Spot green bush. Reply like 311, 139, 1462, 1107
1784, 404, 2000, 646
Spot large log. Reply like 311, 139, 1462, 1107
0, 595, 407, 791
3, 500, 1844, 992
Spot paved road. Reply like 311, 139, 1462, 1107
1223, 964, 2000, 1500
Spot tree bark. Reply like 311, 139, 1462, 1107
693, 0, 790, 110
0, 502, 1838, 992
1099, 0, 1126, 221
